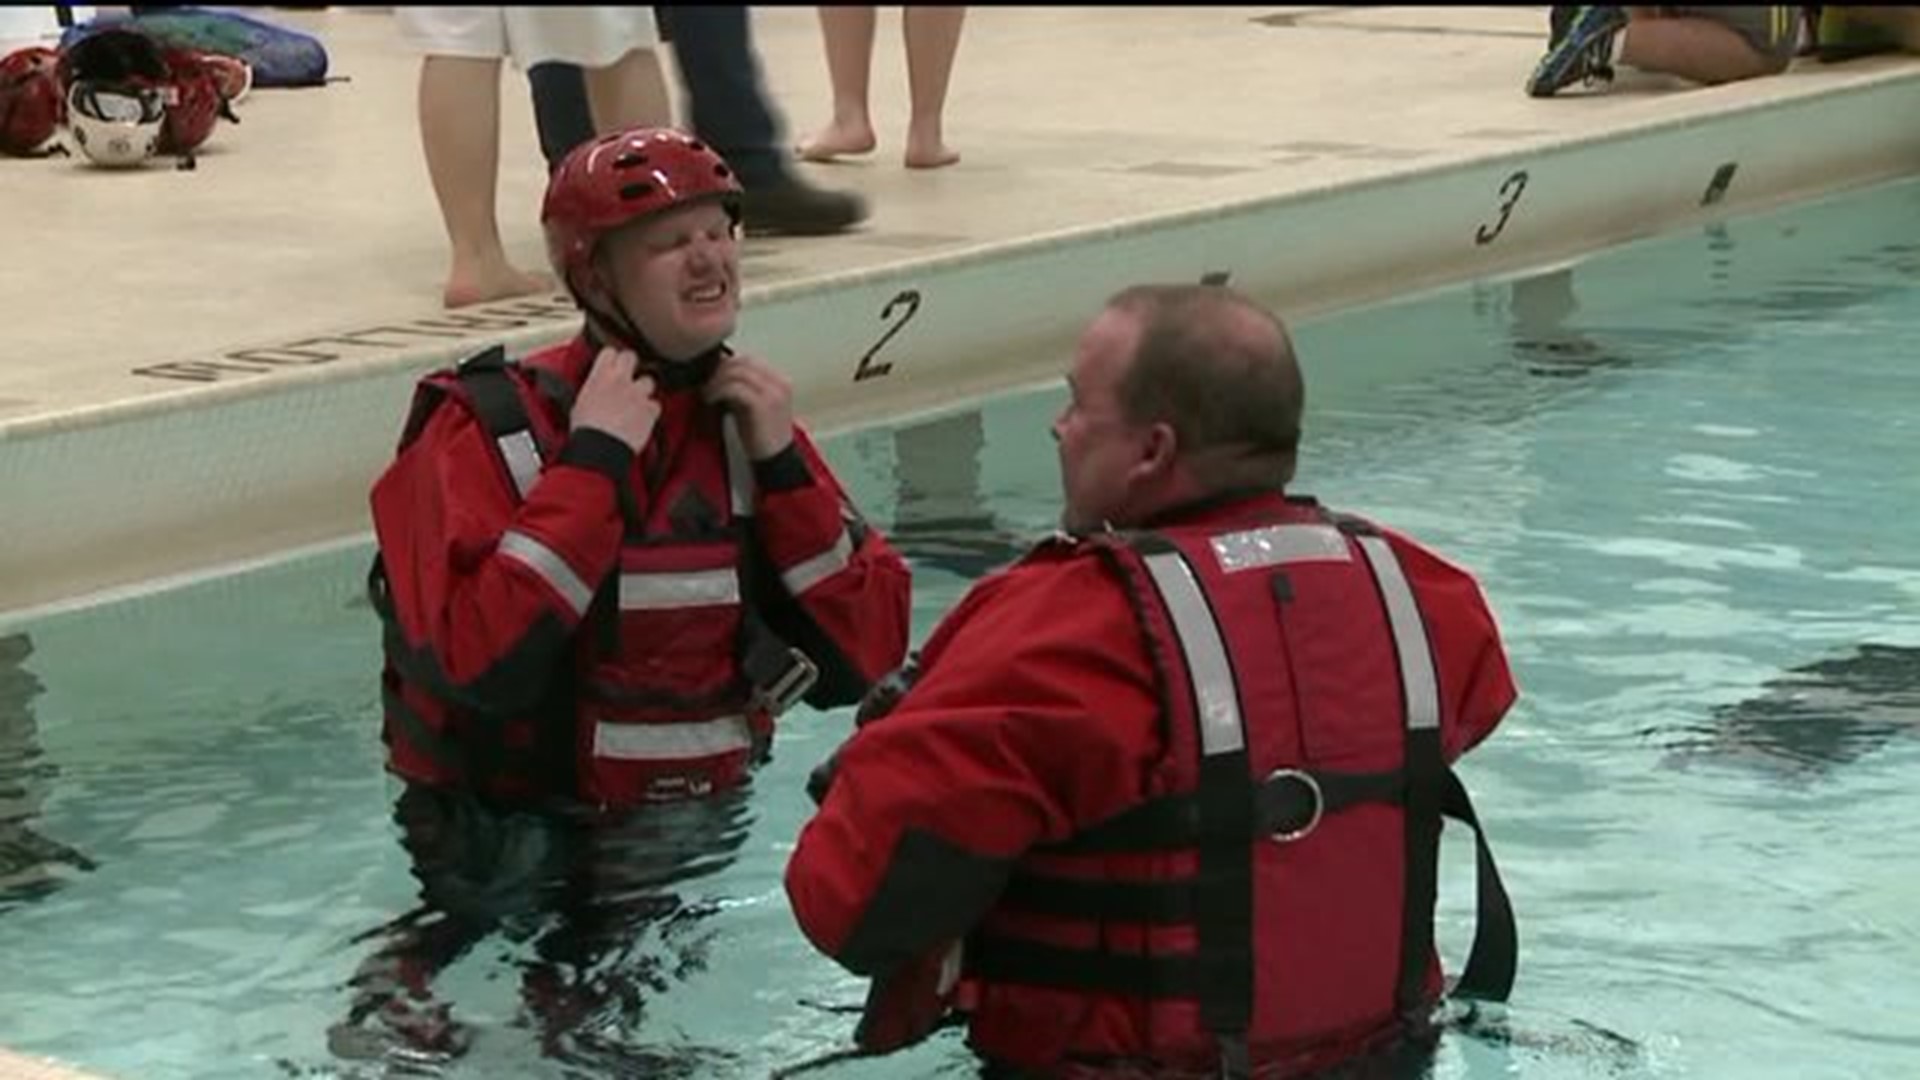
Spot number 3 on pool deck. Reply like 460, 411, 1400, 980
1476, 170, 1529, 245
853, 289, 922, 382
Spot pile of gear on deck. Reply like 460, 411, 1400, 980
0, 6, 329, 169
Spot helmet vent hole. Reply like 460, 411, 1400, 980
620, 182, 656, 201
714, 164, 732, 179
614, 151, 649, 169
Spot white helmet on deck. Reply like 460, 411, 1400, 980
66, 77, 165, 167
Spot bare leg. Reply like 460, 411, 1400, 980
798, 6, 878, 161
1619, 14, 1790, 84
417, 55, 549, 309
582, 47, 675, 133
902, 5, 964, 168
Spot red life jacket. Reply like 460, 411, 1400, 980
370, 345, 819, 809
957, 498, 1516, 1075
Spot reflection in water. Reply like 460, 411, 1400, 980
888, 410, 1031, 579
1667, 645, 1920, 775
327, 786, 754, 1077
0, 632, 97, 908
1502, 266, 1635, 380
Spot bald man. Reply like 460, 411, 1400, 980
786, 285, 1522, 1077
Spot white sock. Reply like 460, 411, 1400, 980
1610, 27, 1628, 63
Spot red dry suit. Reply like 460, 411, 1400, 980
786, 491, 1518, 1076
369, 336, 912, 809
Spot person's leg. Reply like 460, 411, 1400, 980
509, 8, 673, 137
583, 47, 675, 132
666, 5, 868, 235
417, 54, 549, 308
1625, 6, 1798, 82
901, 5, 964, 168
797, 6, 878, 162
528, 62, 595, 171
662, 4, 781, 185
327, 785, 535, 1066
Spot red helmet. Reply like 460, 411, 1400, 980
0, 47, 65, 157
156, 50, 232, 155
541, 126, 744, 298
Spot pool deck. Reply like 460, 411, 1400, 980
3, 5, 1917, 435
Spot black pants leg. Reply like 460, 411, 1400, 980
528, 62, 596, 172
658, 4, 789, 188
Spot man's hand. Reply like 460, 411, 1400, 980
570, 347, 660, 454
855, 656, 920, 728
809, 657, 921, 806
702, 350, 794, 460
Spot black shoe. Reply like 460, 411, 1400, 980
1526, 5, 1626, 97
738, 177, 868, 237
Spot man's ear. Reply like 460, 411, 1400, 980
1137, 420, 1179, 478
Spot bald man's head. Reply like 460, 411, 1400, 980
1105, 284, 1305, 489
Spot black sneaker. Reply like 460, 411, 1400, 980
738, 176, 869, 237
1527, 6, 1627, 97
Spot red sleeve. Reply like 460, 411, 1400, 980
1383, 529, 1519, 759
784, 553, 1162, 976
749, 426, 912, 695
369, 395, 627, 711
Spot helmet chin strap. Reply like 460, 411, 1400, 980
578, 286, 729, 393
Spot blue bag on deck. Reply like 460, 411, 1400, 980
61, 7, 329, 88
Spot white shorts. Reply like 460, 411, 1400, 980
394, 7, 659, 69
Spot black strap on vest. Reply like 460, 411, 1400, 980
455, 346, 527, 442
973, 768, 1515, 999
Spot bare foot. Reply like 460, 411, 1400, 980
798, 120, 877, 162
903, 136, 960, 170
443, 263, 552, 309
902, 123, 956, 168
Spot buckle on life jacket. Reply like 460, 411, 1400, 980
754, 647, 819, 718
1260, 768, 1324, 842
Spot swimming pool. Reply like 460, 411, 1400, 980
3, 176, 1918, 1080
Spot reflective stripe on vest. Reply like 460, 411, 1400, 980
498, 430, 542, 500
783, 530, 855, 596
498, 528, 594, 617
1141, 551, 1245, 756
593, 713, 756, 760
723, 415, 754, 517
1353, 535, 1440, 732
619, 568, 740, 610
1209, 522, 1351, 573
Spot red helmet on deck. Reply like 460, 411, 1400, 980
540, 126, 744, 299
156, 49, 232, 155
0, 47, 65, 157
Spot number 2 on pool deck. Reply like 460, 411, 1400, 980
853, 289, 923, 382
1476, 170, 1530, 245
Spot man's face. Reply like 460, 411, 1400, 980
598, 200, 741, 361
1052, 309, 1151, 533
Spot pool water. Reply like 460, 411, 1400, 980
3, 177, 1919, 1080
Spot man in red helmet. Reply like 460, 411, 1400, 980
340, 125, 912, 1066
788, 284, 1519, 1078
